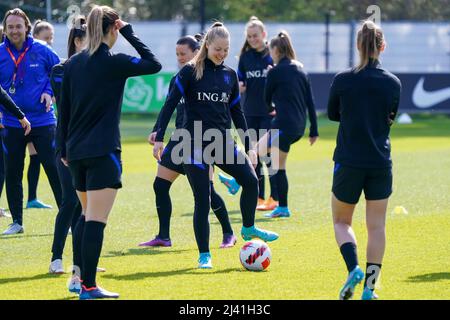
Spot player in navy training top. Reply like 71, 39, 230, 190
328, 21, 401, 301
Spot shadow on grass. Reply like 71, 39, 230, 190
0, 233, 53, 240
103, 248, 192, 258
406, 272, 450, 283
0, 273, 61, 285
102, 267, 243, 281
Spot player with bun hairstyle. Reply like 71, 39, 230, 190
59, 5, 161, 299
153, 22, 279, 269
142, 34, 236, 249
254, 30, 319, 219
328, 20, 401, 300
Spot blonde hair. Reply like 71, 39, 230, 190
86, 5, 119, 56
270, 30, 301, 66
191, 22, 230, 80
355, 20, 384, 72
240, 16, 267, 57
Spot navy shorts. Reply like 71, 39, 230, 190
158, 138, 185, 175
332, 163, 393, 204
69, 151, 122, 192
269, 130, 302, 153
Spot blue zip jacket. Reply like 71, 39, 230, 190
0, 35, 60, 128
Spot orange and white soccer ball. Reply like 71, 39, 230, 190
239, 240, 272, 271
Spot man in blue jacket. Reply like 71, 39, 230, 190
0, 8, 62, 235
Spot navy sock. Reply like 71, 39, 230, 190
210, 182, 233, 235
81, 221, 106, 289
340, 242, 359, 273
72, 214, 85, 275
27, 154, 40, 202
275, 169, 288, 207
153, 177, 172, 240
365, 263, 382, 291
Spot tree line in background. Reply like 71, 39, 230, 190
1, 0, 449, 23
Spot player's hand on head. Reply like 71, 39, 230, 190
115, 19, 128, 30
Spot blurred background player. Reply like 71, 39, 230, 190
20, 19, 58, 210
48, 16, 86, 276
32, 20, 54, 46
328, 21, 401, 300
219, 17, 279, 212
142, 34, 237, 249
254, 31, 319, 218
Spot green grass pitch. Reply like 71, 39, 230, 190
0, 114, 449, 300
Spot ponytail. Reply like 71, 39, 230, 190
355, 20, 384, 72
86, 5, 119, 56
270, 30, 301, 66
240, 16, 267, 57
191, 22, 229, 80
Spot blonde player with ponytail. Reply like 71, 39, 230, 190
328, 20, 401, 300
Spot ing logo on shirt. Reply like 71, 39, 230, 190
197, 92, 230, 103
246, 69, 268, 79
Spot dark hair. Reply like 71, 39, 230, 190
86, 5, 119, 55
355, 20, 384, 72
240, 16, 268, 57
270, 30, 298, 63
0, 26, 3, 42
177, 34, 202, 51
67, 16, 87, 58
2, 8, 32, 35
32, 19, 53, 37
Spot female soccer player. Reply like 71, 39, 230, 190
219, 17, 278, 211
32, 20, 54, 46
142, 35, 237, 249
153, 22, 279, 269
59, 5, 161, 299
255, 31, 318, 219
48, 16, 86, 276
328, 21, 401, 300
